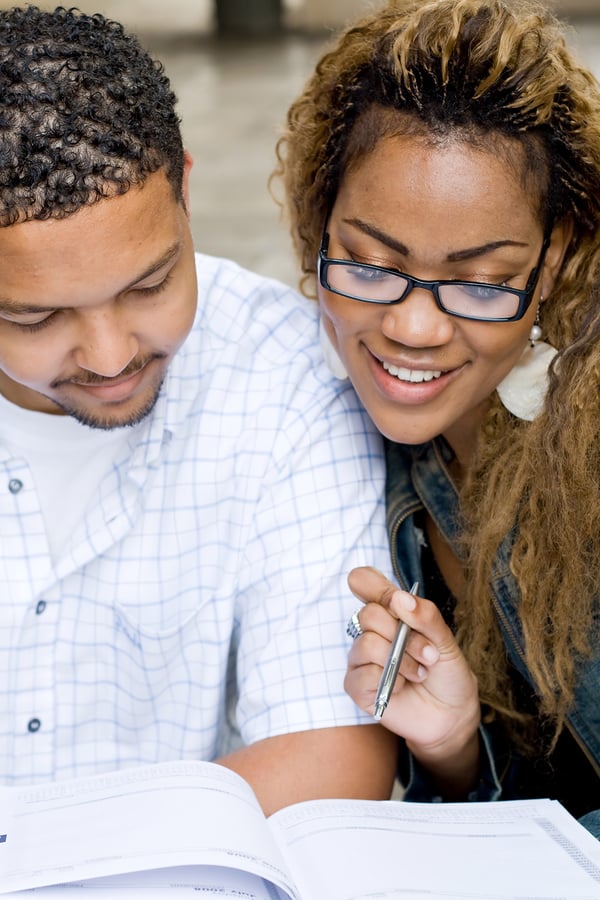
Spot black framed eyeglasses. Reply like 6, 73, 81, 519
318, 231, 551, 323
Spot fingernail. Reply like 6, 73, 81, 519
422, 644, 439, 663
417, 665, 428, 679
396, 589, 416, 612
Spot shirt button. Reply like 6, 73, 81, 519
8, 479, 23, 494
27, 718, 41, 733
35, 600, 47, 615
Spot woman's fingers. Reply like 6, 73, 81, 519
348, 609, 437, 677
347, 566, 401, 610
355, 599, 400, 642
350, 578, 447, 672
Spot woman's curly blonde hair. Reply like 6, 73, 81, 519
274, 0, 600, 750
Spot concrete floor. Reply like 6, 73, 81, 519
145, 19, 600, 292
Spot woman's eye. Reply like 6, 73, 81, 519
345, 264, 395, 283
458, 283, 506, 301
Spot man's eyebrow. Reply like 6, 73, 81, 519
121, 240, 182, 291
343, 217, 529, 261
0, 240, 183, 315
0, 299, 50, 315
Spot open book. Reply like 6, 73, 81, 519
1, 760, 600, 900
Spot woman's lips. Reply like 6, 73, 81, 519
369, 351, 463, 404
382, 360, 444, 383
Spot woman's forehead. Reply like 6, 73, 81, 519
331, 137, 548, 261
339, 116, 547, 225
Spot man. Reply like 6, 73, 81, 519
0, 6, 397, 813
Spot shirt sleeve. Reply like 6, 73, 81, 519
232, 376, 394, 746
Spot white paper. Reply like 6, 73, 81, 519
2, 762, 600, 900
2, 866, 289, 899
269, 797, 600, 899
0, 761, 298, 899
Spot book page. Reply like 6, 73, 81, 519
1, 865, 290, 899
268, 797, 600, 900
0, 761, 299, 900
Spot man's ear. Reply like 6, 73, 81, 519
540, 217, 573, 299
181, 149, 194, 217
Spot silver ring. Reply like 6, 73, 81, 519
346, 610, 363, 640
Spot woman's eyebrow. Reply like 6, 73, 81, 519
447, 240, 530, 262
343, 218, 410, 255
343, 217, 529, 261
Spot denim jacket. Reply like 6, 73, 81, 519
385, 437, 600, 837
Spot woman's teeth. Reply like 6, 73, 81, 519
383, 361, 443, 383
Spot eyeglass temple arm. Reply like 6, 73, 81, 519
526, 229, 553, 290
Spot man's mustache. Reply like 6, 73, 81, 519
51, 353, 166, 388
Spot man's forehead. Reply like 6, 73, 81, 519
0, 172, 186, 307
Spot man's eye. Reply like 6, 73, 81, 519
4, 313, 57, 332
134, 270, 174, 296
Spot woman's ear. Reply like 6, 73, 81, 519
540, 217, 574, 299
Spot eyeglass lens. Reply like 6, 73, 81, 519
324, 262, 521, 319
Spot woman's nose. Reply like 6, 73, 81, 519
380, 286, 454, 347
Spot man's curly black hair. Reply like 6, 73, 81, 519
0, 5, 184, 225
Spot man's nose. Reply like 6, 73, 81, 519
73, 309, 139, 377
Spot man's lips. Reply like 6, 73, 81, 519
67, 368, 145, 388
53, 357, 163, 402
66, 369, 147, 401
53, 355, 163, 390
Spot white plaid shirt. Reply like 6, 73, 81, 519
0, 253, 392, 784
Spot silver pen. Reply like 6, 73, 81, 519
373, 581, 419, 721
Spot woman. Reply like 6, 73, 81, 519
274, 0, 600, 833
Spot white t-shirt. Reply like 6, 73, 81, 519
0, 392, 131, 561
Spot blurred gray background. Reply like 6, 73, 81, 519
2, 0, 598, 290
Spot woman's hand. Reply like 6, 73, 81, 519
344, 567, 481, 797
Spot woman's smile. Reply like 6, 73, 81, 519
381, 362, 444, 384
364, 343, 467, 408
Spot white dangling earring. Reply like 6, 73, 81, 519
528, 313, 543, 347
319, 317, 348, 380
496, 304, 558, 421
